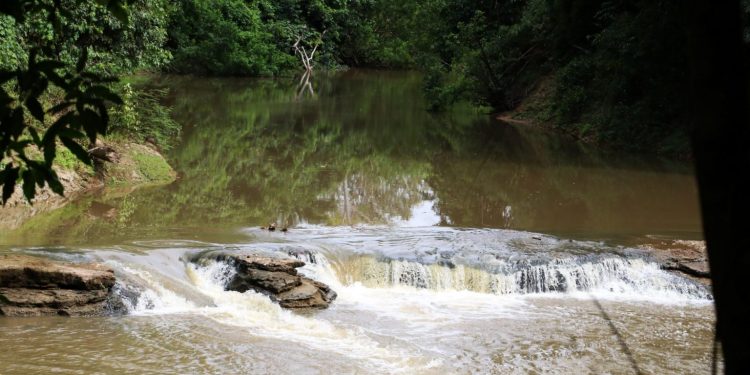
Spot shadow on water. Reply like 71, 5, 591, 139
591, 295, 643, 375
0, 70, 702, 246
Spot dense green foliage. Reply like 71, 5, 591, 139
1, 0, 129, 204
164, 0, 417, 75
406, 0, 700, 154
167, 0, 291, 75
159, 0, 711, 155
2, 0, 732, 199
1, 0, 171, 74
1, 0, 183, 204
109, 83, 181, 150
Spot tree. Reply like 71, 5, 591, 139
686, 0, 750, 372
0, 0, 127, 205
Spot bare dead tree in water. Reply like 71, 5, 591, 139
292, 31, 324, 73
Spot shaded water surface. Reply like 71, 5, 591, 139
0, 71, 712, 374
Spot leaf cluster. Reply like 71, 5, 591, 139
0, 0, 128, 204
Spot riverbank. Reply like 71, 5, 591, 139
0, 139, 175, 232
494, 76, 693, 160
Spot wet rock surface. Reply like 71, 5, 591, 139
0, 254, 116, 317
639, 239, 711, 285
214, 254, 336, 309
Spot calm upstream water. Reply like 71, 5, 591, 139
0, 71, 714, 374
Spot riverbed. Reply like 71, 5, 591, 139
0, 70, 714, 374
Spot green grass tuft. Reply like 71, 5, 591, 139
132, 151, 173, 182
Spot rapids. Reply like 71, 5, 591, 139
0, 71, 715, 374
2, 226, 715, 374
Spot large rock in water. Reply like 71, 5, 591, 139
639, 239, 711, 285
215, 254, 336, 309
0, 254, 116, 317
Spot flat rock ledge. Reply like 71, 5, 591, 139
213, 254, 336, 309
0, 254, 116, 317
640, 240, 711, 286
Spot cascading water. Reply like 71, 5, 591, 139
88, 224, 712, 323
96, 250, 443, 373
291, 251, 711, 302
103, 239, 710, 317
2, 228, 716, 374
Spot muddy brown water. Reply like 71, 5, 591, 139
0, 70, 714, 374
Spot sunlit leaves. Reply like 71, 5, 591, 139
0, 1, 127, 205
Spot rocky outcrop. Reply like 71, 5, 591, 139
0, 254, 116, 317
213, 254, 336, 309
639, 239, 711, 285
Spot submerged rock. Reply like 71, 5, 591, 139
213, 254, 336, 309
0, 254, 116, 317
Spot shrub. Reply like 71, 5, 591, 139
109, 83, 181, 150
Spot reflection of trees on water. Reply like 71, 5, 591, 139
16, 72, 436, 238
295, 71, 315, 101
2, 72, 702, 244
329, 173, 432, 226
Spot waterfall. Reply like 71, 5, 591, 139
294, 252, 711, 301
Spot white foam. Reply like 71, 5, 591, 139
118, 264, 197, 314
307, 252, 711, 304
185, 261, 441, 373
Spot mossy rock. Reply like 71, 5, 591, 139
103, 142, 176, 187
132, 150, 173, 182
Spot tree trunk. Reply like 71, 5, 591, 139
686, 1, 750, 373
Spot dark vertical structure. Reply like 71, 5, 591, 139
687, 1, 750, 372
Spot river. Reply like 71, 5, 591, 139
0, 70, 714, 374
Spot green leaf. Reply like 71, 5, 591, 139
46, 173, 64, 196
44, 141, 56, 166
42, 112, 72, 145
28, 128, 42, 145
61, 137, 92, 166
76, 48, 89, 73
36, 60, 65, 74
1, 165, 19, 205
86, 85, 123, 104
21, 169, 36, 203
25, 97, 45, 123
